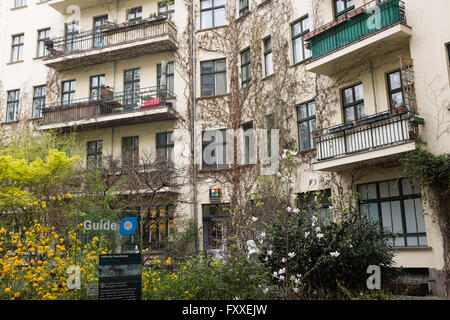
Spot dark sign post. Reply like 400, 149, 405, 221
98, 253, 142, 300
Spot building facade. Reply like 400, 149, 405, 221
0, 0, 448, 296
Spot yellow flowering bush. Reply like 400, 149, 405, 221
0, 220, 110, 300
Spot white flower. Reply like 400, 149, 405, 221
330, 251, 340, 258
267, 250, 273, 256
316, 233, 324, 239
289, 183, 296, 189
296, 274, 302, 279
349, 243, 353, 248
283, 149, 288, 154
263, 288, 269, 294
260, 232, 266, 238
251, 216, 258, 222
279, 268, 286, 274
264, 257, 268, 262
315, 226, 321, 233
290, 275, 296, 281
281, 153, 287, 159
281, 257, 287, 263
290, 150, 298, 156
312, 216, 318, 222
287, 206, 292, 212
279, 275, 285, 281
293, 287, 299, 293
272, 271, 278, 278
304, 231, 310, 238
277, 172, 282, 178
288, 252, 296, 259
292, 208, 300, 214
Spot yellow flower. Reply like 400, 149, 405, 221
185, 291, 189, 294
92, 237, 99, 242
5, 288, 11, 294
52, 197, 56, 201
66, 193, 72, 199
42, 204, 47, 209
153, 287, 157, 292
14, 292, 20, 298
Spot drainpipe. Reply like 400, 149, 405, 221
191, 2, 199, 253
370, 61, 378, 113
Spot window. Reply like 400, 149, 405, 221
334, 0, 355, 18
200, 59, 227, 97
292, 16, 311, 64
239, 0, 249, 16
122, 136, 139, 168
93, 15, 108, 48
202, 204, 229, 251
61, 80, 76, 105
37, 29, 50, 57
6, 90, 20, 122
87, 140, 103, 169
297, 100, 316, 151
127, 7, 142, 23
202, 129, 228, 170
14, 0, 26, 8
297, 189, 332, 223
32, 85, 46, 119
387, 70, 405, 110
243, 122, 254, 165
65, 22, 79, 52
241, 48, 251, 87
90, 75, 105, 101
157, 62, 174, 94
156, 132, 174, 164
142, 205, 175, 248
266, 113, 275, 157
124, 68, 140, 107
264, 36, 273, 77
11, 34, 24, 62
358, 178, 427, 247
342, 83, 364, 122
158, 1, 175, 21
200, 0, 226, 29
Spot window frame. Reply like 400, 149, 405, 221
291, 16, 311, 65
157, 61, 175, 94
127, 7, 143, 23
202, 203, 230, 251
61, 80, 76, 105
263, 36, 273, 77
334, 0, 355, 19
239, 0, 249, 16
93, 15, 108, 48
32, 85, 47, 119
14, 0, 26, 8
240, 47, 251, 87
297, 100, 316, 152
87, 140, 103, 169
387, 70, 405, 110
200, 58, 227, 97
121, 136, 139, 168
202, 129, 228, 170
65, 21, 79, 52
37, 28, 50, 57
124, 68, 141, 107
156, 131, 175, 164
11, 34, 24, 63
90, 74, 106, 101
200, 0, 226, 30
342, 83, 364, 123
358, 178, 427, 248
243, 122, 254, 165
6, 90, 20, 123
297, 189, 333, 223
142, 205, 175, 248
158, 1, 175, 21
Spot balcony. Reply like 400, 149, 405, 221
49, 0, 116, 13
305, 0, 411, 76
313, 108, 424, 172
39, 87, 178, 131
44, 17, 177, 71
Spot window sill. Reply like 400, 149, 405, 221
290, 58, 311, 68
257, 0, 272, 9
262, 73, 274, 81
236, 10, 250, 23
7, 60, 24, 65
36, 1, 49, 4
197, 93, 229, 101
1, 120, 20, 125
197, 25, 228, 33
10, 5, 28, 11
29, 117, 42, 121
33, 56, 49, 60
393, 246, 432, 251
198, 167, 231, 174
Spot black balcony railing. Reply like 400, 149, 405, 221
41, 86, 176, 125
45, 17, 177, 59
305, 0, 406, 60
314, 108, 418, 161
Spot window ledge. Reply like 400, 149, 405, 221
236, 10, 250, 23
7, 60, 24, 65
257, 0, 272, 9
197, 93, 229, 101
393, 246, 432, 251
198, 167, 231, 174
290, 58, 311, 68
1, 120, 20, 125
36, 1, 49, 4
10, 5, 28, 11
197, 25, 228, 33
33, 56, 48, 60
262, 73, 274, 81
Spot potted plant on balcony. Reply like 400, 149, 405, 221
397, 105, 406, 114
354, 119, 360, 126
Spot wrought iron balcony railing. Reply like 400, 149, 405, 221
45, 17, 177, 59
314, 108, 420, 161
305, 0, 406, 60
41, 86, 176, 125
